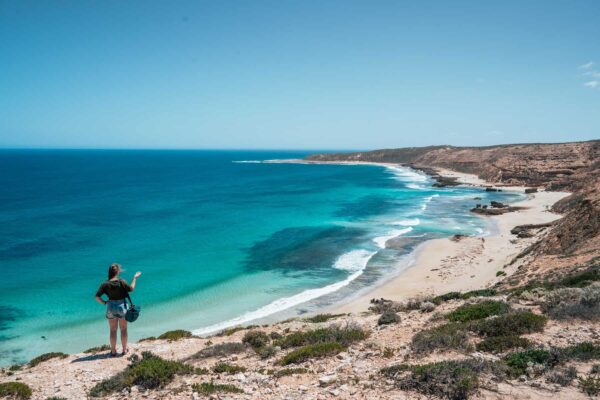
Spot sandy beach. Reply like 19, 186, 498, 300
332, 168, 570, 314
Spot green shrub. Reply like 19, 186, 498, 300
559, 342, 600, 361
217, 326, 246, 336
378, 311, 400, 325
447, 301, 510, 323
0, 382, 32, 399
256, 345, 277, 359
462, 289, 497, 299
411, 323, 472, 354
380, 363, 413, 376
46, 397, 68, 400
279, 342, 344, 365
273, 367, 309, 378
503, 349, 557, 377
468, 311, 547, 337
432, 292, 462, 305
89, 352, 193, 397
157, 329, 193, 341
269, 331, 282, 340
305, 313, 345, 323
242, 330, 270, 349
138, 336, 156, 342
579, 375, 600, 396
591, 364, 600, 374
507, 281, 554, 297
476, 336, 531, 354
29, 352, 68, 367
496, 271, 506, 277
187, 342, 246, 360
432, 289, 498, 305
275, 325, 368, 349
192, 382, 243, 395
212, 362, 246, 374
382, 359, 488, 400
84, 345, 111, 354
558, 267, 600, 288
8, 365, 22, 371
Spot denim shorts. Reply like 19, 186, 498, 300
106, 300, 129, 320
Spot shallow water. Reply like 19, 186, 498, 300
0, 149, 522, 364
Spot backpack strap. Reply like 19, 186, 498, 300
119, 279, 134, 307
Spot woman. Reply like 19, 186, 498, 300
95, 263, 141, 357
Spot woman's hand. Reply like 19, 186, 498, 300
134, 271, 142, 278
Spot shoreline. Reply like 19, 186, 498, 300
327, 167, 570, 314
264, 159, 570, 315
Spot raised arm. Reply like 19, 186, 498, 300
130, 271, 142, 291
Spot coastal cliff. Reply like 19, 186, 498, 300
308, 140, 600, 284
2, 141, 600, 400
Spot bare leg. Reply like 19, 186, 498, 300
119, 318, 128, 354
108, 319, 118, 355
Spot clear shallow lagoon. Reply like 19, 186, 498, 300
0, 150, 522, 364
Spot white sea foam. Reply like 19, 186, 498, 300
384, 166, 429, 189
385, 166, 428, 182
392, 218, 420, 226
233, 160, 263, 164
406, 183, 426, 190
420, 194, 439, 211
333, 249, 377, 272
192, 249, 376, 336
373, 227, 413, 249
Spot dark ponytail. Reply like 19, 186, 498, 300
108, 263, 121, 279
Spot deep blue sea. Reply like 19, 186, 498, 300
0, 150, 522, 365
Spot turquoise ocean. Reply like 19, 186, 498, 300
0, 150, 522, 365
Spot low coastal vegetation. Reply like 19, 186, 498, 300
29, 352, 68, 368
157, 329, 194, 341
186, 342, 246, 360
579, 374, 600, 396
273, 324, 368, 365
378, 310, 401, 325
274, 324, 368, 349
270, 367, 309, 378
304, 313, 346, 323
216, 325, 259, 337
431, 288, 497, 305
468, 311, 547, 337
192, 382, 244, 395
5, 257, 599, 399
279, 342, 345, 365
242, 330, 277, 359
89, 352, 196, 397
475, 335, 531, 353
212, 362, 247, 374
0, 382, 32, 399
83, 344, 110, 354
382, 340, 600, 399
446, 300, 510, 322
411, 322, 472, 353
381, 359, 499, 400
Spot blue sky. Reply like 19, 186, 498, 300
1, 1, 599, 150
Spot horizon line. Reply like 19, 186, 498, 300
0, 138, 598, 152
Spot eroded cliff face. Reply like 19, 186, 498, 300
308, 141, 599, 192
308, 140, 600, 277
